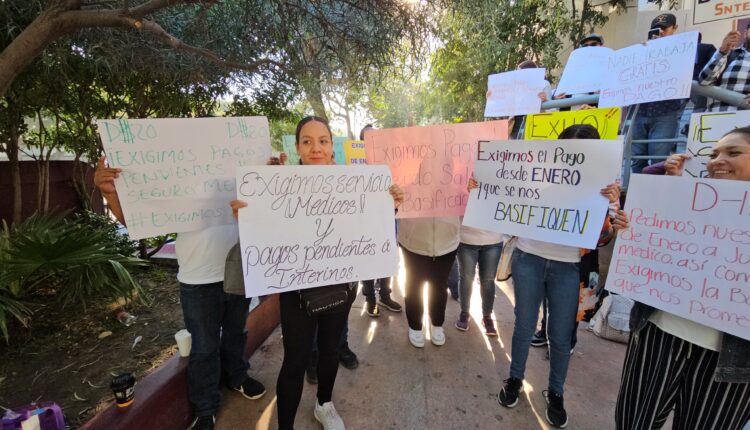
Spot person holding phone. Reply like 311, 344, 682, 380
699, 26, 750, 112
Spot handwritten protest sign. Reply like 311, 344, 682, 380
484, 69, 547, 117
235, 165, 398, 296
97, 117, 272, 239
555, 47, 614, 96
281, 135, 346, 165
605, 175, 750, 341
684, 110, 750, 178
365, 121, 509, 218
524, 108, 621, 140
344, 140, 367, 165
599, 32, 698, 108
462, 139, 624, 248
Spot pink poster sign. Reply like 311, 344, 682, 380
365, 120, 509, 218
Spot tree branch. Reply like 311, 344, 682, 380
57, 8, 284, 74
137, 19, 285, 73
129, 0, 219, 20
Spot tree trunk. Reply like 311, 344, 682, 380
43, 159, 51, 213
8, 127, 22, 225
35, 110, 45, 213
301, 72, 329, 121
306, 89, 328, 121
0, 7, 66, 98
72, 154, 92, 211
35, 162, 43, 213
343, 104, 354, 139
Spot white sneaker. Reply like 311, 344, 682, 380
314, 401, 345, 430
408, 328, 425, 348
431, 325, 446, 346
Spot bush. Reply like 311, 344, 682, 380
73, 210, 138, 257
0, 222, 31, 342
0, 213, 147, 341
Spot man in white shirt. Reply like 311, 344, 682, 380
94, 157, 265, 430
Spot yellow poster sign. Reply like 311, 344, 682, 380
524, 107, 621, 140
344, 140, 367, 165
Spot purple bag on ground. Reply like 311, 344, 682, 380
1, 402, 66, 430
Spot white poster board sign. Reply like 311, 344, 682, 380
605, 175, 750, 341
97, 117, 272, 239
555, 47, 614, 96
235, 165, 398, 296
694, 0, 750, 24
599, 32, 698, 108
462, 139, 624, 248
684, 110, 750, 178
484, 69, 546, 117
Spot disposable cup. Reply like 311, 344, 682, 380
175, 329, 192, 357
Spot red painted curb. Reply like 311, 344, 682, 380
81, 294, 280, 430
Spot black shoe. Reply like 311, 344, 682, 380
231, 376, 266, 400
339, 343, 359, 369
497, 377, 522, 408
531, 330, 548, 347
544, 391, 569, 428
366, 300, 380, 317
190, 415, 215, 430
378, 296, 402, 312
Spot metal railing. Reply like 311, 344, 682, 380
533, 82, 748, 189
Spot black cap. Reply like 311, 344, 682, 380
651, 13, 677, 29
578, 33, 604, 47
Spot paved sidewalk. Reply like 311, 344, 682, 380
216, 276, 628, 430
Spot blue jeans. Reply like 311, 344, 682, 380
180, 282, 250, 417
457, 242, 502, 316
539, 300, 578, 349
509, 250, 579, 395
447, 258, 459, 299
630, 110, 681, 173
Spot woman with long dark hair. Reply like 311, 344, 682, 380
233, 116, 403, 430
615, 127, 750, 430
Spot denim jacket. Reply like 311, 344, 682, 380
630, 302, 750, 384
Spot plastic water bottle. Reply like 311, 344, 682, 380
116, 311, 137, 327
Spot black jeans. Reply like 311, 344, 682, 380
401, 246, 458, 330
276, 286, 355, 430
361, 277, 392, 302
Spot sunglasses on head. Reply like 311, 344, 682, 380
580, 42, 601, 47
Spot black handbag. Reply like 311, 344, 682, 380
299, 283, 351, 316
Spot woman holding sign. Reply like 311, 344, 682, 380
232, 116, 404, 430
615, 128, 750, 430
494, 124, 629, 429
